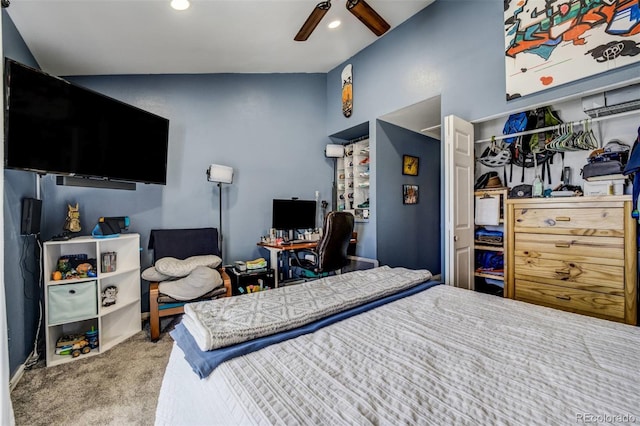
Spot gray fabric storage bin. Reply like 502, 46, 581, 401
48, 281, 97, 324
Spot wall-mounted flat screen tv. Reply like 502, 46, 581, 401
4, 58, 169, 185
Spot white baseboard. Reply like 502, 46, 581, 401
9, 363, 25, 392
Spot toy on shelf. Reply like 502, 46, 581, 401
101, 285, 118, 307
55, 334, 91, 357
85, 327, 99, 349
63, 203, 82, 233
52, 254, 97, 280
239, 284, 270, 294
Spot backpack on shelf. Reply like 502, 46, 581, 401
508, 107, 561, 184
502, 111, 528, 144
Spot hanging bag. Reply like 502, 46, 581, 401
508, 107, 559, 184
623, 127, 640, 218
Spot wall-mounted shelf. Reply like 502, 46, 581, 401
336, 138, 370, 222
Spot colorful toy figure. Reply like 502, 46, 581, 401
63, 203, 81, 233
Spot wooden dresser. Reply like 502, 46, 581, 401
505, 196, 637, 325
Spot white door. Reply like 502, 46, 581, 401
444, 115, 474, 289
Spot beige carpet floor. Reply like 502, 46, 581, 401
10, 329, 174, 426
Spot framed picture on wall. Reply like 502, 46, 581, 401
402, 155, 419, 176
403, 184, 418, 205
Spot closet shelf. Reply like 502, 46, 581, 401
475, 107, 640, 144
475, 272, 504, 280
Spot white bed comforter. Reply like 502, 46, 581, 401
157, 285, 640, 425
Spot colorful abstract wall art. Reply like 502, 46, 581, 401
505, 0, 640, 100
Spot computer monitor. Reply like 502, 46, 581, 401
272, 199, 316, 231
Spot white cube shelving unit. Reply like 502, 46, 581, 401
43, 233, 141, 367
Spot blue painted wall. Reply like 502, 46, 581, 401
376, 120, 440, 271
2, 10, 42, 378
44, 72, 331, 269
6, 0, 640, 376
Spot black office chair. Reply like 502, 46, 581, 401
294, 211, 355, 277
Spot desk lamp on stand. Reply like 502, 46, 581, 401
206, 164, 234, 258
325, 144, 345, 211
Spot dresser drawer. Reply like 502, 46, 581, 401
513, 207, 624, 236
515, 280, 625, 321
513, 255, 624, 295
514, 233, 625, 263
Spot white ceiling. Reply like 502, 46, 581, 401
6, 0, 434, 76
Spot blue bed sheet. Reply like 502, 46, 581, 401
171, 280, 441, 379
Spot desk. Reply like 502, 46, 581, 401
257, 237, 357, 288
257, 242, 317, 288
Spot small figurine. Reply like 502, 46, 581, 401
63, 203, 81, 233
76, 262, 95, 278
102, 285, 118, 307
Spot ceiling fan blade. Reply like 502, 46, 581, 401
295, 1, 332, 41
346, 0, 390, 37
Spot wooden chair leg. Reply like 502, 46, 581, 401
220, 268, 232, 298
149, 271, 231, 342
149, 282, 161, 342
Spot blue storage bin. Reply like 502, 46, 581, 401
48, 281, 97, 324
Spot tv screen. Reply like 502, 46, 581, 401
272, 199, 316, 230
4, 58, 169, 185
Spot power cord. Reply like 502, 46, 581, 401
23, 235, 43, 369
21, 236, 38, 299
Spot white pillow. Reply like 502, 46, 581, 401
158, 266, 223, 301
155, 255, 222, 278
141, 266, 173, 282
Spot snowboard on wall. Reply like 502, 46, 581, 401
342, 64, 353, 118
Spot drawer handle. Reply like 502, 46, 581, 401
556, 295, 571, 301
69, 289, 76, 295
555, 242, 571, 248
555, 216, 571, 222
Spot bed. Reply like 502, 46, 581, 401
155, 266, 640, 425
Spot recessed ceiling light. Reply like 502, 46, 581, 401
328, 20, 341, 29
170, 0, 190, 11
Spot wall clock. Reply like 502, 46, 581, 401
402, 155, 419, 176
